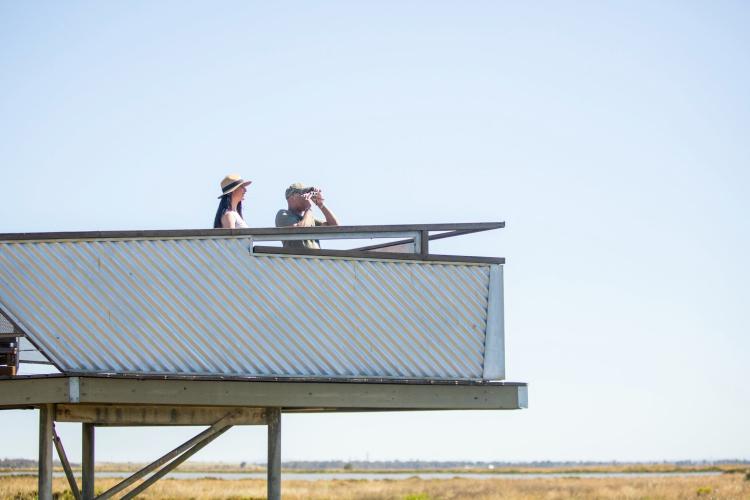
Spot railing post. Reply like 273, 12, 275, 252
267, 407, 282, 500
419, 230, 429, 256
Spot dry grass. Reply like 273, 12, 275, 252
2, 473, 750, 499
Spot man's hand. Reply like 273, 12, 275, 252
312, 190, 325, 208
313, 189, 339, 227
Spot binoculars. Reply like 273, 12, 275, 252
300, 188, 321, 199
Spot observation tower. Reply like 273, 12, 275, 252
0, 222, 527, 499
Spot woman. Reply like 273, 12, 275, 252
213, 174, 252, 228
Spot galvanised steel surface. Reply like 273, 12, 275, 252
0, 313, 14, 333
0, 236, 503, 379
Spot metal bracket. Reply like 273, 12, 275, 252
68, 377, 80, 403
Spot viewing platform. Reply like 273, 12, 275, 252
0, 222, 526, 500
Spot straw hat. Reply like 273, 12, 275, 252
218, 174, 252, 198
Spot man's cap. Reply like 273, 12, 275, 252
285, 182, 315, 199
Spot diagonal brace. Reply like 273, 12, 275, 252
95, 410, 240, 500
120, 425, 231, 500
52, 424, 82, 500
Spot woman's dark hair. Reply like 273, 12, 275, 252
213, 195, 243, 228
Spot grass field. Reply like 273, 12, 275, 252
2, 473, 749, 499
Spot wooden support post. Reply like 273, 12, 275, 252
53, 424, 82, 500
267, 408, 282, 500
82, 423, 95, 500
38, 404, 54, 500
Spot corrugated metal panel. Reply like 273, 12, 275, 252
0, 237, 494, 379
0, 312, 14, 333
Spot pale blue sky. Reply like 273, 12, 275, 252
1, 1, 748, 462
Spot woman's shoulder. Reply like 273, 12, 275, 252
221, 210, 239, 223
221, 210, 249, 229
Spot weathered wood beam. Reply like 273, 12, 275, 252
0, 376, 527, 410
56, 404, 266, 426
0, 377, 69, 407
74, 377, 526, 410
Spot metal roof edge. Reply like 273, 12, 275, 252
0, 222, 505, 242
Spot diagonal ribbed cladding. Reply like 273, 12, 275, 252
209, 239, 329, 375
355, 261, 459, 377
406, 264, 485, 366
24, 241, 146, 371
299, 256, 395, 375
249, 257, 350, 375
1, 243, 110, 370
410, 264, 487, 353
124, 240, 228, 370
456, 264, 492, 317
188, 242, 301, 373
73, 240, 192, 372
148, 239, 258, 372
0, 237, 500, 379
375, 260, 486, 377
164, 240, 279, 373
373, 261, 482, 376
88, 239, 212, 373
281, 257, 374, 373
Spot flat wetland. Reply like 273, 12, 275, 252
2, 473, 750, 499
2, 464, 749, 499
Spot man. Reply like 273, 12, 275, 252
275, 182, 340, 249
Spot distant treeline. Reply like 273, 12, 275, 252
0, 458, 38, 469
2, 457, 749, 470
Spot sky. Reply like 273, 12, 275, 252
1, 0, 749, 463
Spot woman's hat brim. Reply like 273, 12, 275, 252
218, 180, 252, 198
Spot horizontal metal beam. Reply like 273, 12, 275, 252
0, 222, 505, 242
352, 227, 500, 253
56, 404, 267, 425
252, 246, 505, 265
252, 230, 421, 242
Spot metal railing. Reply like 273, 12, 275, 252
0, 222, 504, 263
